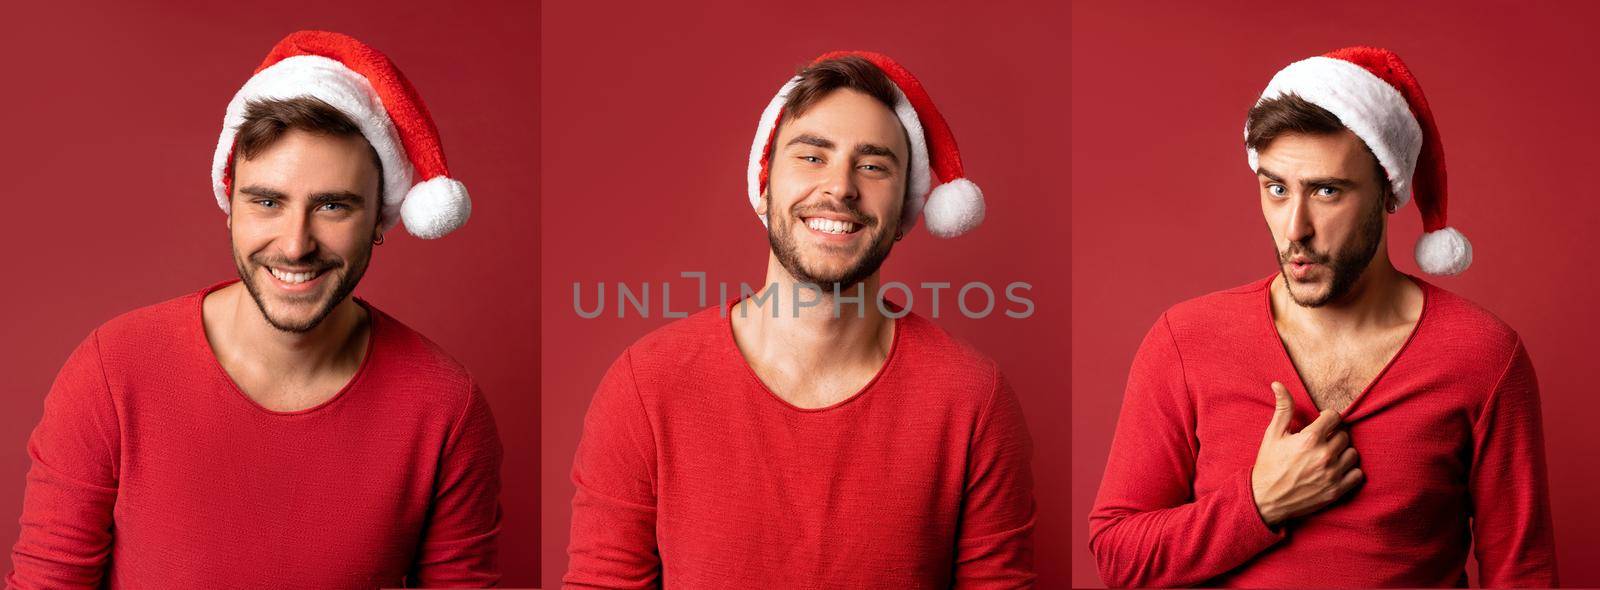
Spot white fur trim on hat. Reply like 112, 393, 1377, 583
748, 80, 931, 233
1415, 226, 1472, 275
1246, 56, 1423, 207
212, 55, 412, 232
400, 176, 470, 239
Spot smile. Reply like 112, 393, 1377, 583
804, 217, 863, 235
267, 266, 328, 286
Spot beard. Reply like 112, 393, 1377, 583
1277, 196, 1385, 308
233, 239, 372, 333
767, 198, 899, 295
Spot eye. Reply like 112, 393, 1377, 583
1314, 186, 1339, 197
253, 199, 279, 208
798, 155, 823, 164
859, 164, 885, 172
1267, 184, 1288, 198
317, 202, 350, 212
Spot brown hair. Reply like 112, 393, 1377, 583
1246, 93, 1390, 196
781, 56, 901, 119
229, 96, 383, 196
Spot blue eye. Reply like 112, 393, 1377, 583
318, 203, 349, 212
1315, 186, 1338, 197
1268, 185, 1287, 197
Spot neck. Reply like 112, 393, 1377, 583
1272, 247, 1414, 334
208, 282, 367, 376
731, 256, 895, 373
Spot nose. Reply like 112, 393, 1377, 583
1283, 194, 1314, 246
278, 208, 318, 262
819, 159, 859, 203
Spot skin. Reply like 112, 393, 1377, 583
1249, 130, 1425, 527
202, 129, 383, 412
733, 88, 908, 409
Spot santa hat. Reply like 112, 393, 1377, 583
748, 51, 984, 238
212, 30, 469, 239
1247, 46, 1471, 275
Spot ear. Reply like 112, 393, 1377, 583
756, 189, 769, 216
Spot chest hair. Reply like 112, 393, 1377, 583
1279, 328, 1410, 413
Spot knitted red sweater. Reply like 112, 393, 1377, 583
7, 282, 503, 589
563, 302, 1035, 588
1089, 276, 1557, 588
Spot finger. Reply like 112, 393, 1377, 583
1332, 446, 1359, 472
1326, 430, 1351, 451
1301, 409, 1343, 439
1265, 382, 1294, 439
1335, 467, 1365, 496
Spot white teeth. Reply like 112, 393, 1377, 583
806, 218, 858, 235
269, 267, 317, 285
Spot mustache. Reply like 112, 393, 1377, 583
789, 203, 876, 227
250, 252, 342, 272
1278, 241, 1331, 265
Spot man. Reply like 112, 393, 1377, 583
563, 52, 1034, 588
7, 31, 499, 588
1089, 47, 1556, 588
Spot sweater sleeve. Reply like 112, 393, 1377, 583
952, 370, 1036, 588
409, 382, 504, 587
563, 349, 662, 589
1087, 313, 1285, 588
7, 331, 121, 590
1469, 339, 1558, 588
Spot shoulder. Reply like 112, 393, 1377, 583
613, 304, 730, 379
90, 288, 206, 358
896, 311, 1002, 380
368, 306, 477, 394
1156, 276, 1271, 340
1415, 280, 1522, 361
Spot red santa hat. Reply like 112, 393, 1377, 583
748, 51, 984, 238
1246, 46, 1471, 276
212, 30, 469, 239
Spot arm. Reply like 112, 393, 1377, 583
1087, 314, 1284, 588
563, 349, 661, 589
7, 331, 120, 589
409, 382, 504, 587
953, 370, 1036, 588
1470, 339, 1557, 588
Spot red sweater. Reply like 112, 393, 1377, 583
7, 282, 503, 589
1089, 276, 1557, 588
563, 302, 1035, 588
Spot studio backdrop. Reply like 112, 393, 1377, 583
1070, 1, 1600, 586
0, 1, 541, 584
539, 0, 1070, 586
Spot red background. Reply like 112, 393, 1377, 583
539, 0, 1069, 586
1072, 1, 1600, 587
0, 2, 541, 584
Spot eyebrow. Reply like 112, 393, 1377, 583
856, 143, 901, 165
1255, 167, 1357, 188
786, 133, 835, 150
786, 133, 901, 165
310, 191, 366, 206
237, 186, 366, 207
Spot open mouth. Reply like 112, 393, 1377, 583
266, 265, 330, 287
803, 216, 864, 236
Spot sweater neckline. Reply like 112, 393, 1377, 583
719, 297, 905, 414
191, 279, 380, 417
1258, 273, 1432, 421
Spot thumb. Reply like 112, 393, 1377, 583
1265, 381, 1294, 439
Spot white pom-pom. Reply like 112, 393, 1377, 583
1415, 226, 1472, 276
921, 178, 984, 238
400, 176, 471, 239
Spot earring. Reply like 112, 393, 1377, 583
373, 234, 385, 246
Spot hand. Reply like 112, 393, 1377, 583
1250, 382, 1363, 527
